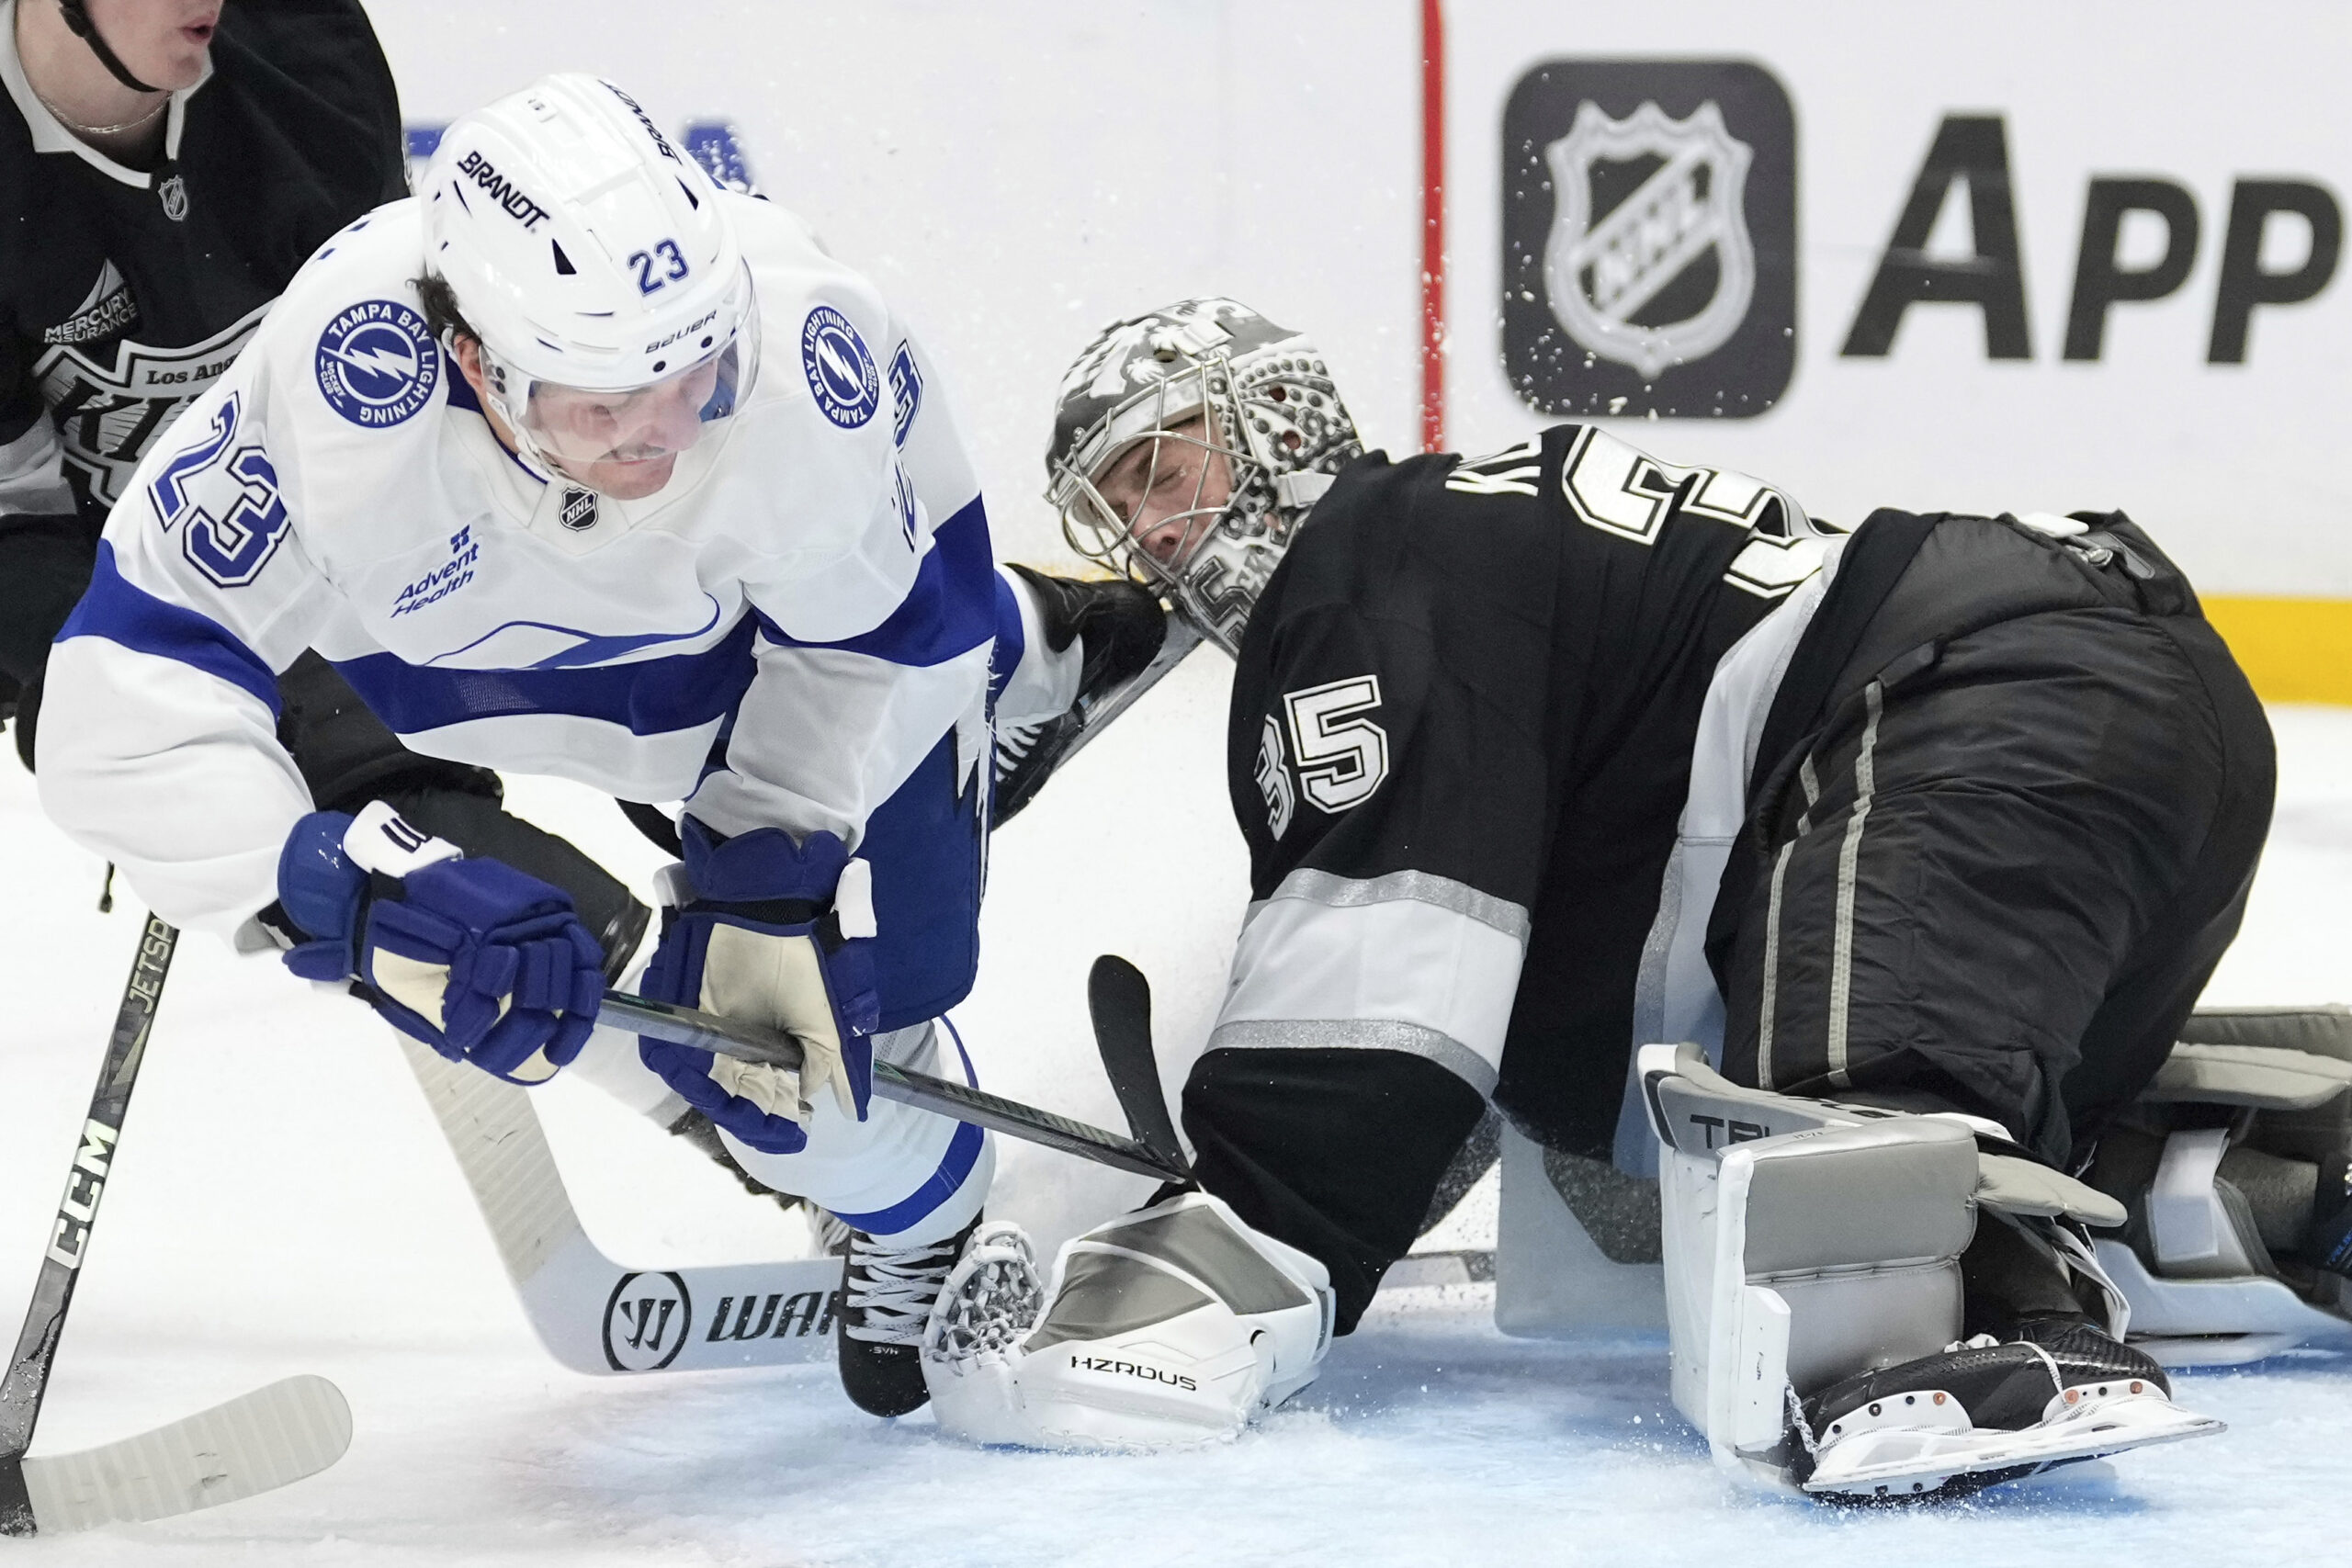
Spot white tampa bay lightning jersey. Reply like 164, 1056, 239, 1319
39, 192, 1000, 941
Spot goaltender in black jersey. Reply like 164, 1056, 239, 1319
917, 298, 2283, 1504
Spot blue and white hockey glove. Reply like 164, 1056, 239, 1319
636, 818, 880, 1156
277, 801, 606, 1083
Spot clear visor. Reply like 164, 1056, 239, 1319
1052, 378, 1251, 589
518, 334, 751, 468
484, 303, 761, 474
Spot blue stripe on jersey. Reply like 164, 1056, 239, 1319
827, 1119, 984, 1235
859, 726, 985, 1031
331, 612, 759, 737
757, 495, 995, 668
58, 541, 282, 716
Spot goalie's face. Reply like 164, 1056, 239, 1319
1087, 415, 1238, 571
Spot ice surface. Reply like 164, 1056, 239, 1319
0, 689, 2345, 1564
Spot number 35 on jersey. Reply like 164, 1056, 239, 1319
1256, 675, 1390, 838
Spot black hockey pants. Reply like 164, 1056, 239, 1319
1711, 512, 2275, 1168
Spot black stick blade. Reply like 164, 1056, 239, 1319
1087, 955, 1190, 1179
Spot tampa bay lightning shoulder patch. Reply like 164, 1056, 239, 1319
800, 305, 881, 429
315, 300, 442, 428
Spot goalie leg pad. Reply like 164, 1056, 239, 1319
1642, 1042, 2222, 1499
922, 1191, 1334, 1450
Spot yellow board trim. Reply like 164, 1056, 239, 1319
2202, 596, 2352, 705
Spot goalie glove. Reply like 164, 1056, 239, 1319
634, 818, 880, 1156
922, 1192, 1334, 1450
275, 801, 606, 1082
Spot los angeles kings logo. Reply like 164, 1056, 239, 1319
35, 291, 267, 511
1502, 62, 1795, 420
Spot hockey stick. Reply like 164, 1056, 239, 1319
411, 983, 1188, 1376
604, 991, 1193, 1183
1045, 620, 1204, 773
0, 916, 351, 1536
1083, 959, 1506, 1294
1084, 956, 1193, 1181
400, 1037, 843, 1375
991, 618, 1205, 828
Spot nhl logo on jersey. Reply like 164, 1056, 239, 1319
1542, 102, 1754, 381
799, 306, 881, 428
313, 299, 442, 429
157, 174, 187, 222
1500, 62, 1794, 421
559, 487, 599, 531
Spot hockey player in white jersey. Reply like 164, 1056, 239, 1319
35, 73, 1012, 1417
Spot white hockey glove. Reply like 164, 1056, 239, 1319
635, 819, 880, 1156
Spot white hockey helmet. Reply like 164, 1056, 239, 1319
420, 74, 758, 484
1046, 299, 1362, 655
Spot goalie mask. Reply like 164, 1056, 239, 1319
422, 74, 760, 495
1046, 299, 1363, 654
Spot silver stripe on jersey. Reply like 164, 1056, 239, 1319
1759, 759, 1823, 1092
1215, 868, 1531, 1097
1825, 682, 1886, 1090
1255, 866, 1532, 942
1206, 1019, 1499, 1100
1758, 840, 1794, 1091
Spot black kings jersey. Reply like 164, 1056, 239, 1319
1219, 423, 1835, 1154
0, 0, 403, 522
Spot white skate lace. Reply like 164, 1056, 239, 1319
2023, 1338, 2066, 1400
843, 1231, 960, 1346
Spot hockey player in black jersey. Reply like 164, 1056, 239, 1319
922, 298, 2276, 1499
0, 0, 645, 970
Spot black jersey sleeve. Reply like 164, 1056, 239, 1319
1209, 453, 1564, 1100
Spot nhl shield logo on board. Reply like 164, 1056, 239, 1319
1543, 101, 1755, 381
1502, 62, 1796, 420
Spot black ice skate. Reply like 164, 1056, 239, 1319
836, 1215, 982, 1417
663, 1108, 809, 1220
991, 565, 1184, 827
1793, 1316, 2221, 1502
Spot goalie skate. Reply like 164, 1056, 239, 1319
1797, 1324, 2222, 1501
